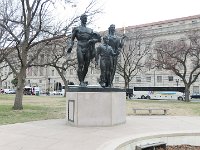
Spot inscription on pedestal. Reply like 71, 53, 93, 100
68, 100, 75, 122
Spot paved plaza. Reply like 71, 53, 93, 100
0, 116, 200, 150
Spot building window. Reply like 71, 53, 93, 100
118, 54, 121, 63
157, 76, 162, 83
91, 67, 94, 74
39, 80, 42, 83
157, 65, 163, 71
192, 20, 197, 24
136, 77, 141, 82
179, 38, 186, 47
146, 76, 151, 82
193, 75, 197, 80
52, 70, 54, 76
145, 42, 151, 49
155, 41, 162, 47
179, 21, 185, 24
115, 77, 119, 83
193, 86, 199, 94
46, 54, 50, 63
70, 69, 73, 75
27, 67, 32, 76
40, 54, 44, 64
167, 40, 173, 45
33, 67, 38, 76
40, 68, 44, 76
168, 76, 173, 81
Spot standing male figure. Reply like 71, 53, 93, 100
95, 36, 117, 87
67, 14, 100, 86
107, 24, 124, 85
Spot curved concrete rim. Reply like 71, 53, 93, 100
119, 132, 200, 150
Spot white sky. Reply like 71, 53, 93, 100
92, 0, 200, 31
55, 0, 200, 32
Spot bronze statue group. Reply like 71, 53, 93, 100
68, 14, 124, 88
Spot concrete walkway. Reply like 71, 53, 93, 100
1, 116, 200, 150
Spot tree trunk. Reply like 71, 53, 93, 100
13, 67, 26, 110
184, 85, 190, 102
63, 80, 69, 97
124, 78, 129, 89
55, 68, 68, 97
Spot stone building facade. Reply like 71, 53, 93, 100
119, 14, 200, 94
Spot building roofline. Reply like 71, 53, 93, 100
117, 14, 200, 31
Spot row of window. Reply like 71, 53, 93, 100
27, 67, 97, 76
136, 76, 175, 83
27, 67, 56, 76
143, 19, 198, 31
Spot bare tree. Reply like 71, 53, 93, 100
116, 29, 153, 88
32, 37, 77, 97
0, 0, 102, 110
151, 30, 200, 102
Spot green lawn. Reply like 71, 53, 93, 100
127, 99, 200, 116
0, 94, 66, 125
1, 94, 200, 125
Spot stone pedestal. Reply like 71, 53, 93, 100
66, 87, 126, 127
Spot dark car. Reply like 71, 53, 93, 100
126, 89, 133, 99
190, 94, 200, 99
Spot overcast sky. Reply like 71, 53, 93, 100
92, 0, 200, 31
55, 0, 200, 31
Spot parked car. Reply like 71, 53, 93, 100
4, 89, 16, 94
50, 91, 63, 95
190, 94, 200, 99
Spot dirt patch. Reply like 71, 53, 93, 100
159, 145, 200, 150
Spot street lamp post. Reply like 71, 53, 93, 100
153, 64, 159, 87
48, 78, 50, 90
54, 80, 56, 91
0, 74, 2, 89
154, 70, 156, 86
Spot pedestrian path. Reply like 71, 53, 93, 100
0, 116, 200, 150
